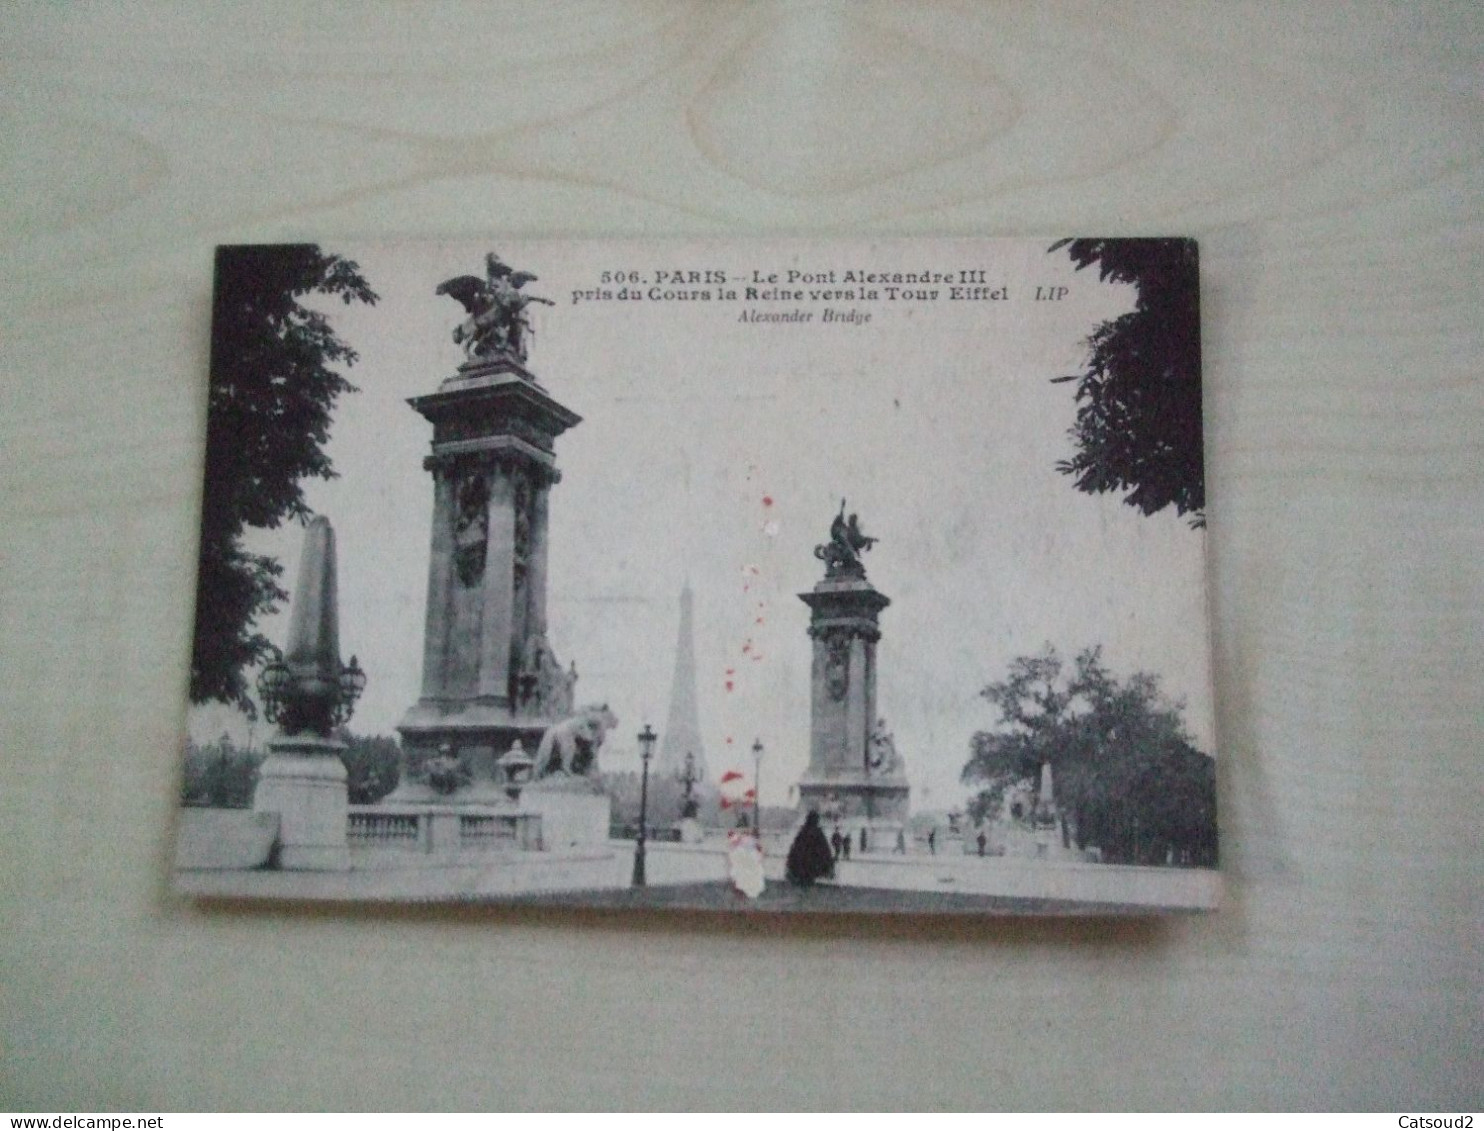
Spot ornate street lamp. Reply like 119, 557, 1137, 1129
256, 651, 366, 736
751, 736, 764, 842
497, 739, 535, 800
677, 750, 699, 820
632, 722, 657, 887
336, 655, 367, 726
256, 658, 292, 721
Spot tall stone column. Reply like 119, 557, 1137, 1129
795, 513, 909, 846
419, 467, 457, 701
525, 482, 551, 645
395, 355, 581, 804
800, 595, 885, 785
477, 464, 516, 706
846, 635, 871, 771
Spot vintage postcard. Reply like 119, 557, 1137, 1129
174, 237, 1219, 914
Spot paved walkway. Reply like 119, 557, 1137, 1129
176, 834, 1216, 913
503, 879, 1143, 916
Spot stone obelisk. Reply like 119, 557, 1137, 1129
657, 582, 706, 780
396, 253, 582, 803
253, 516, 358, 871
795, 502, 909, 851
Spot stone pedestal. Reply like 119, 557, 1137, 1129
795, 574, 911, 826
520, 776, 611, 850
988, 818, 1081, 861
253, 737, 350, 871
174, 810, 279, 871
827, 815, 910, 857
395, 357, 582, 800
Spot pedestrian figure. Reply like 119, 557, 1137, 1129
830, 827, 843, 860
841, 833, 851, 861
860, 828, 868, 854
726, 829, 765, 900
928, 828, 937, 855
977, 830, 987, 857
895, 829, 906, 854
786, 810, 835, 886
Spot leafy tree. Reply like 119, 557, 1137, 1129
962, 645, 1217, 866
1050, 238, 1204, 526
180, 734, 265, 809
190, 245, 378, 714
339, 732, 402, 804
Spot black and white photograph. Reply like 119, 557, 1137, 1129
174, 236, 1218, 913
8, 3, 1478, 1110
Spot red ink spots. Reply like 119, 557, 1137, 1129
741, 642, 752, 655
725, 736, 734, 745
762, 495, 774, 507
725, 681, 734, 692
755, 617, 764, 625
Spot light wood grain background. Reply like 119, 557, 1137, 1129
2, 1, 1479, 1112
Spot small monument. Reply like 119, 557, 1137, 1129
795, 501, 909, 851
981, 761, 1078, 860
252, 516, 366, 870
1032, 761, 1064, 858
676, 750, 703, 844
395, 252, 585, 805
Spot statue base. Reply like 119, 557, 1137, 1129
393, 706, 555, 805
797, 773, 910, 823
253, 737, 351, 871
989, 818, 1081, 862
834, 818, 909, 856
444, 354, 539, 391
519, 775, 611, 850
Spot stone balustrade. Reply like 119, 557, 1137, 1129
347, 811, 420, 845
346, 806, 542, 854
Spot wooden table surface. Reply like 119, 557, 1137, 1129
2, 2, 1479, 1111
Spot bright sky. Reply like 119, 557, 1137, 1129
188, 237, 1215, 813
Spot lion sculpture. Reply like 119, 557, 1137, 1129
533, 703, 618, 779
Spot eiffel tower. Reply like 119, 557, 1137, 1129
657, 582, 707, 781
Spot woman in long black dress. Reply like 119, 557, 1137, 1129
786, 809, 836, 886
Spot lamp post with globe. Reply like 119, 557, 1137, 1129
677, 750, 699, 821
632, 723, 657, 887
751, 737, 764, 843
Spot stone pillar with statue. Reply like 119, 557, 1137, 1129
795, 501, 910, 852
390, 252, 612, 845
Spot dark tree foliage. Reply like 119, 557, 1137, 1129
961, 645, 1217, 866
1050, 238, 1204, 526
190, 245, 378, 714
339, 732, 402, 804
180, 736, 265, 809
